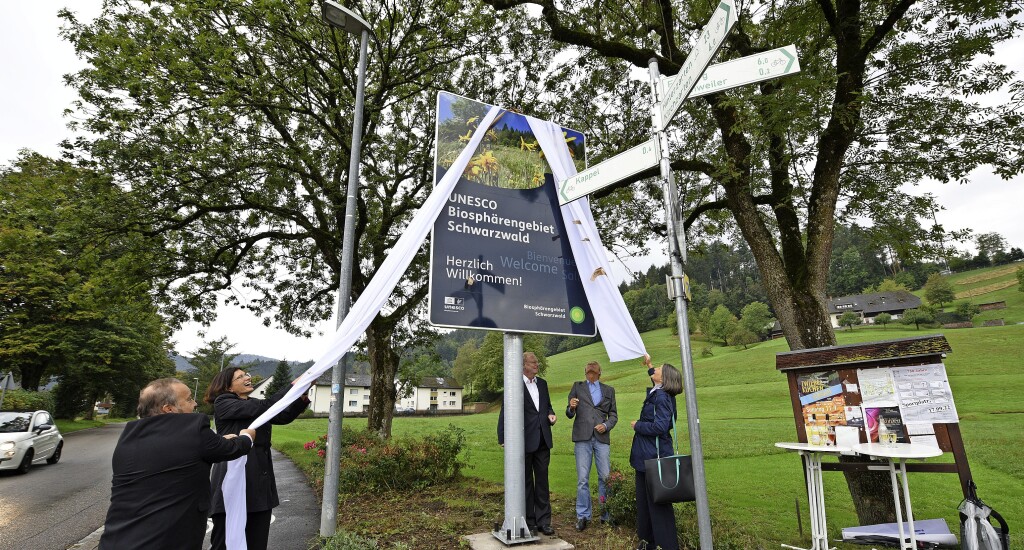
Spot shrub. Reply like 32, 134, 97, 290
0, 389, 55, 412
304, 424, 467, 493
700, 346, 714, 358
603, 463, 637, 528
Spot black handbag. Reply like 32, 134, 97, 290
643, 401, 695, 504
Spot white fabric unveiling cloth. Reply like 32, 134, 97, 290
526, 115, 647, 361
220, 104, 645, 548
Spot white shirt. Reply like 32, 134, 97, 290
523, 374, 540, 411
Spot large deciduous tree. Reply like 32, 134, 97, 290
0, 152, 173, 411
479, 0, 1022, 523
61, 0, 555, 437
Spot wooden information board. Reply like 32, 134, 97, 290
776, 334, 973, 496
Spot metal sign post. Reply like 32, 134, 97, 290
493, 333, 537, 545
648, 59, 715, 550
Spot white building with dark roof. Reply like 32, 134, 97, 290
826, 290, 921, 327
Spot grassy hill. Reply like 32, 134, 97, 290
275, 264, 1023, 547
913, 261, 1024, 324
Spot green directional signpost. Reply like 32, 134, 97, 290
556, 44, 800, 205
659, 0, 736, 129
666, 44, 800, 100
648, 2, 737, 548
558, 138, 657, 204
551, 6, 800, 544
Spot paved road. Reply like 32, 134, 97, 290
0, 422, 124, 550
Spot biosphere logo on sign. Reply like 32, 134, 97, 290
569, 306, 586, 324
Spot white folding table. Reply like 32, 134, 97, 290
775, 442, 851, 550
852, 442, 943, 550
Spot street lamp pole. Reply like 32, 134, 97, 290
320, 0, 372, 538
193, 378, 200, 402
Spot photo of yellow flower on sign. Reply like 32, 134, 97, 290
435, 93, 586, 190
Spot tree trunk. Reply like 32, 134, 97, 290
365, 322, 398, 439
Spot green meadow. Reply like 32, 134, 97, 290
276, 320, 1023, 548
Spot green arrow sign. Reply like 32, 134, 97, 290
665, 44, 801, 99
558, 138, 658, 205
660, 0, 737, 129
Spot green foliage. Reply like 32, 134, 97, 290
0, 153, 173, 413
924, 274, 957, 307
695, 307, 713, 337
304, 425, 466, 493
708, 305, 739, 345
0, 389, 55, 412
739, 301, 774, 340
837, 311, 863, 331
189, 337, 239, 414
873, 312, 892, 328
877, 278, 912, 293
602, 463, 637, 528
900, 308, 936, 329
452, 332, 548, 400
264, 359, 293, 398
622, 284, 672, 332
954, 300, 981, 322
730, 327, 760, 349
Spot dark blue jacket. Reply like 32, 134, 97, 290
629, 387, 676, 472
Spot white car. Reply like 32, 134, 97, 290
0, 410, 64, 474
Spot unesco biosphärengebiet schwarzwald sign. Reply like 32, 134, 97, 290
428, 92, 595, 336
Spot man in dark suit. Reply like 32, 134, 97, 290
498, 351, 557, 536
566, 360, 617, 531
99, 378, 254, 550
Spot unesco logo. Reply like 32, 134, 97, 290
443, 296, 465, 312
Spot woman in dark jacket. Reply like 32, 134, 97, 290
629, 359, 684, 550
204, 367, 310, 550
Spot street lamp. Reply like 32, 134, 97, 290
320, 0, 372, 538
193, 378, 200, 403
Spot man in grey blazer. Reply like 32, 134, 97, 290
566, 361, 617, 531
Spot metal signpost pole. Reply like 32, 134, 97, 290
495, 333, 535, 545
648, 58, 714, 550
321, 0, 372, 537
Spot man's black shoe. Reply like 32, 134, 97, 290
575, 517, 588, 531
539, 525, 555, 536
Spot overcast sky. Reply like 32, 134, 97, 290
2, 3, 1021, 360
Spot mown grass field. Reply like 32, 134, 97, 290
912, 261, 1024, 324
276, 318, 1023, 548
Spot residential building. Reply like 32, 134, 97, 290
827, 290, 921, 327
397, 377, 463, 413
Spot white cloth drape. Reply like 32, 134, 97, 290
526, 117, 647, 361
221, 106, 502, 549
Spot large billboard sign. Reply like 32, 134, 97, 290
428, 92, 595, 336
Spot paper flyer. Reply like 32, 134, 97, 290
798, 371, 846, 425
864, 406, 909, 443
891, 364, 959, 424
858, 368, 898, 407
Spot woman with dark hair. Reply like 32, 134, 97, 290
204, 366, 309, 550
629, 357, 683, 550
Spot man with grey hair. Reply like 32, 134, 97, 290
100, 378, 255, 550
497, 351, 557, 536
566, 360, 617, 530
